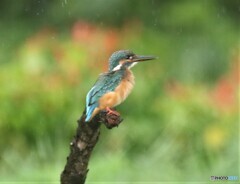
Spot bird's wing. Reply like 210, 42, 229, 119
85, 71, 123, 121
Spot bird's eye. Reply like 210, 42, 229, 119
127, 55, 133, 60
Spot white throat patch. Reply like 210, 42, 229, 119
128, 62, 138, 69
112, 64, 122, 71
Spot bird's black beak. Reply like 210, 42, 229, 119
133, 55, 157, 62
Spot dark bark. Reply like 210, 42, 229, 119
60, 109, 123, 184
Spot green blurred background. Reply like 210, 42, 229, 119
0, 0, 239, 183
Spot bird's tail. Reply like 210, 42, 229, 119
85, 105, 96, 122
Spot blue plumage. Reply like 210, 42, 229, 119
85, 102, 97, 122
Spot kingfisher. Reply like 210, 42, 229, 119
85, 50, 156, 122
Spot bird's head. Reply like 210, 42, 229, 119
108, 50, 156, 72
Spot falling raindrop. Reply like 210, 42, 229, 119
62, 0, 67, 7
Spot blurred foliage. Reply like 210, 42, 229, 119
0, 0, 239, 183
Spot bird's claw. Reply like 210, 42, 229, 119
106, 107, 120, 116
99, 107, 122, 129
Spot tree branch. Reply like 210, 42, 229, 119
60, 109, 123, 184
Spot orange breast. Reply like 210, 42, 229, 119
114, 69, 135, 105
98, 69, 135, 110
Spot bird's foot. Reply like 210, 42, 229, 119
97, 107, 122, 129
106, 107, 120, 116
